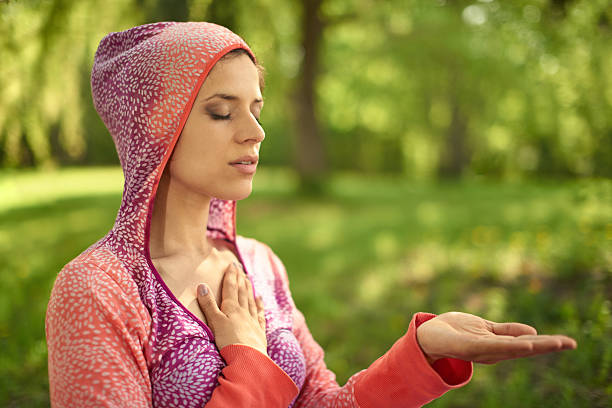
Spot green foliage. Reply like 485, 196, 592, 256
0, 167, 122, 406
0, 0, 141, 166
1, 167, 609, 406
319, 0, 612, 178
1, 0, 610, 177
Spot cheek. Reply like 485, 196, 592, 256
167, 116, 236, 187
169, 146, 214, 178
168, 134, 229, 181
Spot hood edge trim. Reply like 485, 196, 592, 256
142, 42, 256, 342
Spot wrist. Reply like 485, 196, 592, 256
237, 343, 268, 357
416, 322, 442, 365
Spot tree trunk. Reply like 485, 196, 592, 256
438, 92, 469, 178
294, 0, 327, 193
146, 0, 189, 22
204, 0, 238, 31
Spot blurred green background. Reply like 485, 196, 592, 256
1, 0, 611, 407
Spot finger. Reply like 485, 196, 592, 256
466, 336, 535, 362
235, 262, 249, 308
470, 334, 576, 363
557, 335, 577, 349
517, 334, 577, 352
489, 322, 577, 350
196, 283, 225, 327
255, 296, 266, 329
245, 277, 258, 318
220, 263, 239, 311
490, 322, 537, 337
255, 294, 265, 313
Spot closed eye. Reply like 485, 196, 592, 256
210, 113, 231, 120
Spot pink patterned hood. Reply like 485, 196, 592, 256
90, 22, 306, 406
92, 21, 242, 248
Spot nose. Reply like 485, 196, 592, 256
235, 114, 265, 144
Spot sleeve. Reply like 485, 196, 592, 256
207, 344, 299, 407
45, 259, 153, 407
151, 337, 299, 407
292, 310, 473, 408
263, 245, 473, 408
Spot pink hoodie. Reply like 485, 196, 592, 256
45, 22, 472, 407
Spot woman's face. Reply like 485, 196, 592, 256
165, 52, 265, 201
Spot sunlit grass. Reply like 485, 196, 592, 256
0, 167, 124, 213
0, 167, 610, 407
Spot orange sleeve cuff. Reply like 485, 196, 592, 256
354, 312, 473, 408
206, 344, 299, 407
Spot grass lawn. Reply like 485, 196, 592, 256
0, 167, 610, 407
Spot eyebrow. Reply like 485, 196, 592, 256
203, 93, 263, 104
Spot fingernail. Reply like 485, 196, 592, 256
233, 261, 243, 271
197, 284, 208, 296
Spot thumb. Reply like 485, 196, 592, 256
196, 283, 224, 325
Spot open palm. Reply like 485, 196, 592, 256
416, 312, 577, 364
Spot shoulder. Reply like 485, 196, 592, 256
47, 246, 149, 328
236, 235, 291, 284
235, 236, 283, 261
53, 246, 132, 297
46, 247, 153, 406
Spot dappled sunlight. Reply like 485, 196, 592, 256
465, 287, 508, 323
306, 220, 342, 251
250, 167, 299, 195
0, 167, 123, 213
1, 0, 610, 403
1, 168, 610, 406
356, 262, 400, 304
470, 225, 501, 246
415, 201, 443, 227
372, 231, 400, 260
398, 241, 544, 285
400, 242, 447, 285
320, 253, 348, 278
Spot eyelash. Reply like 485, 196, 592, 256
210, 113, 261, 125
210, 113, 231, 120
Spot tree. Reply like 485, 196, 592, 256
293, 0, 327, 192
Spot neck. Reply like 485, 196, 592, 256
149, 172, 212, 260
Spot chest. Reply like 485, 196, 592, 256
151, 249, 238, 327
146, 245, 307, 407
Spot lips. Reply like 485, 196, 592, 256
230, 155, 258, 165
229, 155, 259, 175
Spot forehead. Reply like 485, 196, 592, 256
199, 53, 261, 97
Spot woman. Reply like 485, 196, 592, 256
45, 22, 576, 407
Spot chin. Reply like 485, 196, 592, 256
214, 183, 253, 201
231, 190, 252, 201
